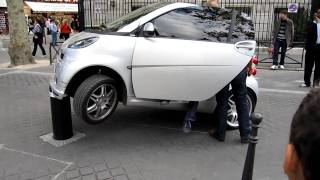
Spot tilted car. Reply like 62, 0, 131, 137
49, 2, 259, 129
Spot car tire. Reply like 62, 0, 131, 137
226, 90, 256, 130
73, 75, 118, 125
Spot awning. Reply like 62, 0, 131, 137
25, 1, 78, 13
0, 0, 7, 8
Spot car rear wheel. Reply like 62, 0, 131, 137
73, 75, 118, 125
227, 90, 256, 129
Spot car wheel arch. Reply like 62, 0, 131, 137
65, 66, 127, 103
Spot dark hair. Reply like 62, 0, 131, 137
290, 89, 320, 180
280, 10, 288, 15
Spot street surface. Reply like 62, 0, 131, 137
0, 45, 311, 179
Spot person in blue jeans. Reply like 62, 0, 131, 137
49, 19, 58, 46
210, 68, 251, 143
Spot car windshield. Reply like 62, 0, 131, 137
103, 2, 170, 32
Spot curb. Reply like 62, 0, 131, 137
0, 59, 52, 70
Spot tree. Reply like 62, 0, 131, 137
6, 0, 34, 66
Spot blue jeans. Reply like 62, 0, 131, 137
215, 69, 251, 138
51, 31, 57, 46
184, 101, 199, 122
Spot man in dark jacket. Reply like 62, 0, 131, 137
271, 10, 294, 70
301, 9, 320, 88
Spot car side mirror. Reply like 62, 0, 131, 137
143, 22, 155, 37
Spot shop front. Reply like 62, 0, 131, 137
0, 0, 8, 34
24, 0, 78, 26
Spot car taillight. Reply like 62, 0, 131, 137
251, 55, 258, 65
250, 67, 257, 76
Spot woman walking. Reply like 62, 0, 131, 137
32, 18, 46, 57
60, 19, 72, 40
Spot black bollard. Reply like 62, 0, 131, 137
241, 113, 263, 180
50, 95, 73, 140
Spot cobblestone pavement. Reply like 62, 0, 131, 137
0, 66, 310, 180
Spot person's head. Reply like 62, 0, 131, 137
316, 8, 320, 19
284, 89, 320, 180
207, 0, 219, 8
279, 10, 288, 20
50, 19, 55, 23
62, 19, 68, 24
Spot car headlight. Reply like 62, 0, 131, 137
68, 37, 99, 49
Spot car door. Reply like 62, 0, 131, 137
131, 7, 254, 101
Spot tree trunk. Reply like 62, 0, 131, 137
6, 0, 34, 66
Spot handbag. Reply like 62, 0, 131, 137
59, 33, 63, 39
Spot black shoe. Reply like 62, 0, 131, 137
241, 137, 249, 144
209, 132, 225, 142
182, 121, 192, 134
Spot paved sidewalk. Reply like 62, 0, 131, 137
0, 66, 307, 180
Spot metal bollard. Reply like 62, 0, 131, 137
241, 113, 263, 180
50, 95, 73, 140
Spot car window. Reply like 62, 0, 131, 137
151, 7, 255, 43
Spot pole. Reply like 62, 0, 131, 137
50, 95, 73, 140
78, 0, 85, 32
241, 113, 263, 180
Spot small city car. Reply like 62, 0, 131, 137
50, 2, 259, 129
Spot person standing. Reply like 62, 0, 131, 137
32, 18, 46, 57
49, 19, 58, 46
301, 9, 320, 88
60, 19, 72, 40
270, 10, 294, 70
210, 68, 251, 143
182, 0, 219, 133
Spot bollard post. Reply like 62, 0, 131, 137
49, 44, 52, 65
50, 95, 73, 140
241, 113, 263, 180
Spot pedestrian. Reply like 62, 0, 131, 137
45, 17, 51, 35
283, 89, 320, 180
60, 19, 72, 40
181, 0, 220, 133
49, 19, 58, 46
28, 18, 34, 35
32, 18, 46, 57
301, 9, 320, 88
209, 68, 251, 143
70, 17, 79, 32
270, 10, 294, 70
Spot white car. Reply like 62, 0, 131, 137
49, 2, 258, 129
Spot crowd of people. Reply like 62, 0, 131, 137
28, 16, 80, 57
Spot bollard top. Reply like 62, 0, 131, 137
250, 113, 263, 125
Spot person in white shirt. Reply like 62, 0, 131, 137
49, 19, 58, 46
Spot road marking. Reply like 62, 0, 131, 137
52, 164, 73, 180
18, 71, 53, 76
0, 144, 73, 180
1, 145, 72, 165
0, 70, 23, 77
259, 88, 308, 95
293, 80, 304, 83
0, 70, 53, 77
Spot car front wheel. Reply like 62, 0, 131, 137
227, 91, 256, 129
73, 75, 118, 125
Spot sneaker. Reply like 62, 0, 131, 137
182, 121, 192, 133
270, 65, 277, 70
300, 83, 310, 88
279, 65, 285, 69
